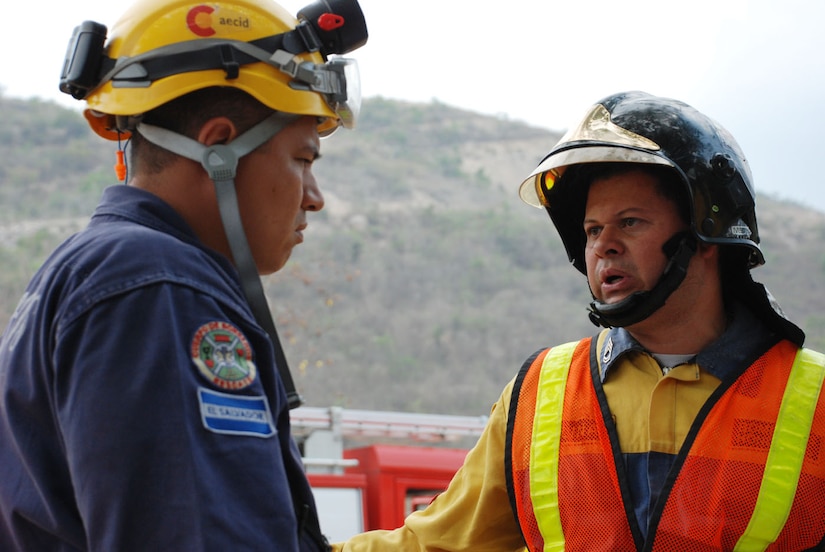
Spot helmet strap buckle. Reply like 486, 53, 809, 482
219, 45, 240, 80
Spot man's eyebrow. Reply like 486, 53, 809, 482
583, 207, 648, 224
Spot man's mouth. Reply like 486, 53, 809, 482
598, 269, 633, 299
600, 268, 627, 286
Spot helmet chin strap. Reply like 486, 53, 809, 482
137, 113, 306, 409
588, 231, 698, 329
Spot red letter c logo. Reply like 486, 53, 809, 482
187, 5, 215, 37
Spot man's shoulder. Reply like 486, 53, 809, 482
528, 336, 596, 362
63, 218, 215, 277
34, 218, 237, 312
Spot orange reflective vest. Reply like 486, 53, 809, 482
506, 338, 825, 551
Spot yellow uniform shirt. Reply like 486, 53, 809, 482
334, 306, 790, 550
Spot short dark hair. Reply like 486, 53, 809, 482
129, 87, 274, 175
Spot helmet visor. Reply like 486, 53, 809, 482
519, 102, 673, 207
519, 146, 675, 207
313, 57, 361, 131
270, 51, 361, 133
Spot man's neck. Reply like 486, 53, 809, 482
627, 302, 728, 355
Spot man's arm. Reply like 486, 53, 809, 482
55, 284, 303, 550
333, 379, 527, 552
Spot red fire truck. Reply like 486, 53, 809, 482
290, 406, 488, 541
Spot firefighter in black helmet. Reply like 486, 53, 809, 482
519, 90, 802, 340
333, 92, 825, 552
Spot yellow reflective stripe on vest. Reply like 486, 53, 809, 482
530, 341, 578, 552
734, 347, 825, 552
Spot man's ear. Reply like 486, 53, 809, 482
197, 117, 238, 146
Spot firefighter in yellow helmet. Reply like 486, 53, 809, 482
0, 0, 367, 549
332, 92, 825, 551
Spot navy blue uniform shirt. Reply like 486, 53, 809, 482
0, 185, 326, 551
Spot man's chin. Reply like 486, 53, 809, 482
596, 293, 627, 306
257, 253, 291, 276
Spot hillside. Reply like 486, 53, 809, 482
2, 93, 824, 415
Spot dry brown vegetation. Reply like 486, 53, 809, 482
2, 94, 824, 416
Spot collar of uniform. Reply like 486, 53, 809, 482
597, 327, 643, 382
597, 300, 780, 384
90, 185, 238, 274
92, 185, 197, 243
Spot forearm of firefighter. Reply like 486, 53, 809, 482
332, 381, 526, 551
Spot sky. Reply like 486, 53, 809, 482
3, 0, 824, 213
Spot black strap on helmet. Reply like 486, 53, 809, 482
588, 232, 697, 328
60, 21, 321, 100
107, 28, 321, 87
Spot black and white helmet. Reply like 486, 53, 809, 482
519, 90, 761, 274
519, 91, 803, 344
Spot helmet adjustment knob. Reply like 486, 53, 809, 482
711, 153, 736, 182
702, 217, 716, 235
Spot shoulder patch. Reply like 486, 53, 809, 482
198, 387, 275, 438
191, 321, 257, 390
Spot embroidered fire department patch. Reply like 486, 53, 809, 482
191, 321, 257, 390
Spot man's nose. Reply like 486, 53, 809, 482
593, 225, 623, 257
303, 176, 325, 212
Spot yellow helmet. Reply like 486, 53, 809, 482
61, 0, 368, 139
